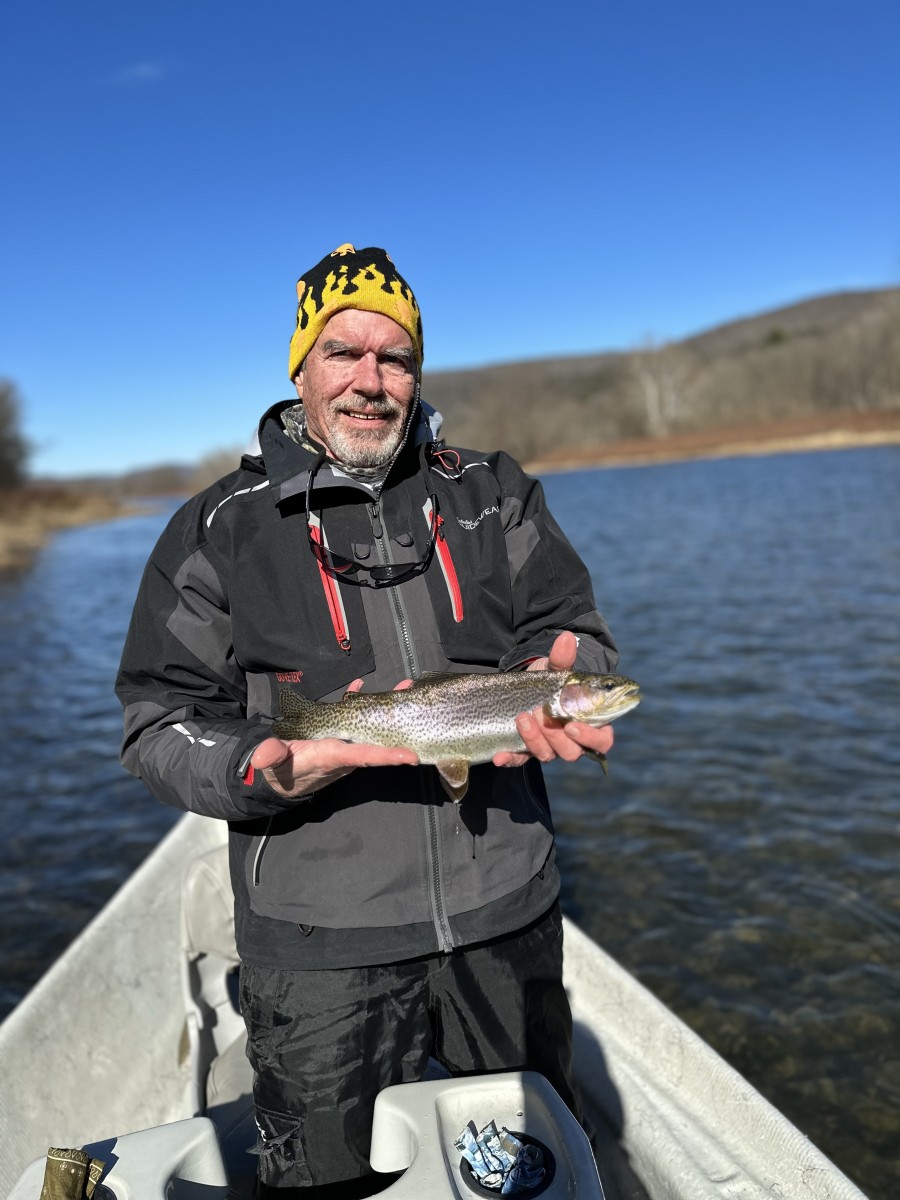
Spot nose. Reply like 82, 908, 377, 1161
351, 351, 385, 398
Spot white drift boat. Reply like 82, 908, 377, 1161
0, 813, 868, 1200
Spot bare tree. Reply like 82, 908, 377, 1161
0, 380, 30, 487
629, 339, 695, 436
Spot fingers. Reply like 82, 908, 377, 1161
493, 750, 531, 768
495, 711, 614, 769
564, 721, 615, 755
251, 734, 419, 799
316, 739, 418, 769
348, 676, 415, 696
347, 677, 412, 693
515, 711, 582, 762
250, 737, 294, 771
546, 630, 578, 672
524, 631, 578, 674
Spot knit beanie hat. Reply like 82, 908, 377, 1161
288, 243, 423, 379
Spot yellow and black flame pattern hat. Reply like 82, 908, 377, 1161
288, 243, 423, 379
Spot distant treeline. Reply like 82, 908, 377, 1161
7, 287, 900, 495
422, 288, 900, 463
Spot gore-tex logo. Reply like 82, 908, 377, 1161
457, 505, 499, 530
276, 670, 304, 682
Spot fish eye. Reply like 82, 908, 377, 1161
602, 679, 617, 691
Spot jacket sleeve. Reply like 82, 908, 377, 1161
493, 453, 619, 674
115, 505, 296, 822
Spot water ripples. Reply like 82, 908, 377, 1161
544, 446, 900, 1195
0, 449, 898, 1195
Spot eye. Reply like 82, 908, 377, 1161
381, 354, 413, 374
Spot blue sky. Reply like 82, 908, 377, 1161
2, 0, 898, 477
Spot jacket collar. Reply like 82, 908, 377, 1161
254, 399, 443, 505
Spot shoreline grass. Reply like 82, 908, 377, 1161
0, 487, 136, 571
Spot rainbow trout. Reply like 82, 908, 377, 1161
273, 669, 641, 801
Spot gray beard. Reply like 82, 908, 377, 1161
281, 401, 414, 479
326, 421, 405, 469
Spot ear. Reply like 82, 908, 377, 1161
292, 368, 304, 400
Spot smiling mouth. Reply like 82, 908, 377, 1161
341, 409, 396, 423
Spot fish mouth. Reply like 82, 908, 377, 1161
607, 687, 642, 719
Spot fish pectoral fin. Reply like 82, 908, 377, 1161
582, 749, 609, 776
434, 759, 470, 803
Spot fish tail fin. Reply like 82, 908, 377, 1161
278, 688, 315, 719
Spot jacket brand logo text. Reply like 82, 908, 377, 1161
457, 506, 499, 530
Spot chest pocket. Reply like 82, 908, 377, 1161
421, 491, 513, 665
229, 501, 375, 698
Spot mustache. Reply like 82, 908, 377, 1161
332, 397, 402, 417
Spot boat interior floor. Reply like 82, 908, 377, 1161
185, 846, 648, 1200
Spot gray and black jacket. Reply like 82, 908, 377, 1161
116, 400, 618, 969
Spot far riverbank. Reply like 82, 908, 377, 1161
525, 409, 900, 473
4, 409, 898, 571
0, 488, 137, 571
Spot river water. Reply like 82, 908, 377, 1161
0, 446, 897, 1197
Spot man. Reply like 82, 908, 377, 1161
117, 244, 618, 1198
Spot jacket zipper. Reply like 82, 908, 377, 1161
308, 514, 351, 652
372, 500, 420, 679
425, 773, 454, 951
423, 499, 463, 622
371, 496, 453, 953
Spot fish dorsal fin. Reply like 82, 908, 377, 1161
409, 671, 461, 688
434, 759, 470, 803
278, 688, 315, 718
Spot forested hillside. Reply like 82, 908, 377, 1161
423, 289, 900, 462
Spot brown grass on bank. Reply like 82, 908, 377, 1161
0, 487, 133, 571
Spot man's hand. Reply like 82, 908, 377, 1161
493, 631, 615, 769
251, 678, 418, 799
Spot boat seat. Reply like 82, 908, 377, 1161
8, 1119, 230, 1200
181, 843, 257, 1195
369, 1071, 605, 1197
207, 1025, 254, 1110
181, 844, 245, 1115
204, 1033, 258, 1196
183, 842, 238, 961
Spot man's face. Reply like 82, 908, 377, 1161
293, 309, 418, 468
